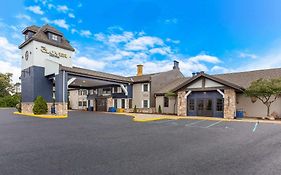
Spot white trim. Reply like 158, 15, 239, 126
142, 99, 150, 108
142, 83, 149, 92
184, 90, 192, 99
67, 77, 76, 86
120, 84, 128, 95
217, 89, 225, 98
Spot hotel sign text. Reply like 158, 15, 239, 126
41, 46, 68, 58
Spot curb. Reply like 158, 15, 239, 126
13, 112, 68, 119
111, 112, 281, 124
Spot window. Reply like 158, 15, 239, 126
197, 99, 204, 110
121, 99, 125, 108
143, 83, 149, 92
78, 101, 82, 106
83, 101, 87, 107
188, 99, 195, 111
114, 99, 118, 108
83, 90, 88, 95
206, 99, 212, 111
164, 97, 169, 107
216, 98, 224, 111
143, 100, 149, 108
113, 87, 118, 93
52, 34, 58, 41
78, 90, 82, 95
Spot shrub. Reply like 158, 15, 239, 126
0, 94, 21, 107
158, 105, 162, 114
33, 96, 48, 115
133, 105, 137, 113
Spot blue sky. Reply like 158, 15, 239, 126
1, 0, 281, 82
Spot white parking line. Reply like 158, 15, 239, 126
185, 120, 206, 126
204, 121, 222, 128
252, 122, 259, 132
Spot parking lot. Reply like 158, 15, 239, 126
1, 109, 281, 175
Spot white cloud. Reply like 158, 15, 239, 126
26, 6, 44, 15
239, 52, 257, 59
125, 36, 164, 51
108, 32, 134, 43
189, 54, 221, 64
210, 66, 230, 74
16, 14, 32, 21
0, 36, 20, 61
164, 18, 178, 24
149, 47, 171, 55
74, 56, 106, 70
166, 38, 180, 44
57, 5, 69, 13
41, 17, 69, 30
0, 37, 21, 83
80, 30, 92, 37
71, 28, 78, 34
68, 13, 75, 18
0, 61, 21, 83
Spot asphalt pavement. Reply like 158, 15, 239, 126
1, 109, 281, 175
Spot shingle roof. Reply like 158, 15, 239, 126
60, 66, 132, 83
214, 68, 281, 88
129, 73, 158, 83
155, 77, 188, 95
19, 24, 75, 51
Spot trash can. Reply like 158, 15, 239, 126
236, 110, 244, 118
108, 107, 116, 112
51, 105, 56, 114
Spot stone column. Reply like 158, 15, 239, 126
177, 90, 187, 116
21, 102, 34, 114
125, 99, 129, 109
107, 97, 113, 111
224, 89, 236, 119
55, 103, 68, 115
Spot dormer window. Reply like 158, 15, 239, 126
25, 31, 35, 41
52, 34, 58, 41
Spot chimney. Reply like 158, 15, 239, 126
192, 72, 196, 77
137, 64, 143, 76
173, 60, 179, 69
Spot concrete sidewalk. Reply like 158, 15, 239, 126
112, 112, 281, 124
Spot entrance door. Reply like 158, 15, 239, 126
96, 98, 107, 111
196, 98, 213, 117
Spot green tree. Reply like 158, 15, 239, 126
0, 73, 14, 97
33, 96, 48, 115
244, 78, 281, 117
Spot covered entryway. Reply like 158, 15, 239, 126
175, 72, 244, 118
187, 91, 224, 117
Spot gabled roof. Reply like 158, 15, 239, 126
172, 72, 245, 92
213, 68, 281, 88
128, 68, 183, 83
155, 77, 188, 95
129, 73, 158, 83
60, 66, 132, 83
19, 24, 75, 51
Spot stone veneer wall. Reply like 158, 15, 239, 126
177, 90, 187, 116
224, 89, 236, 119
21, 102, 68, 116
